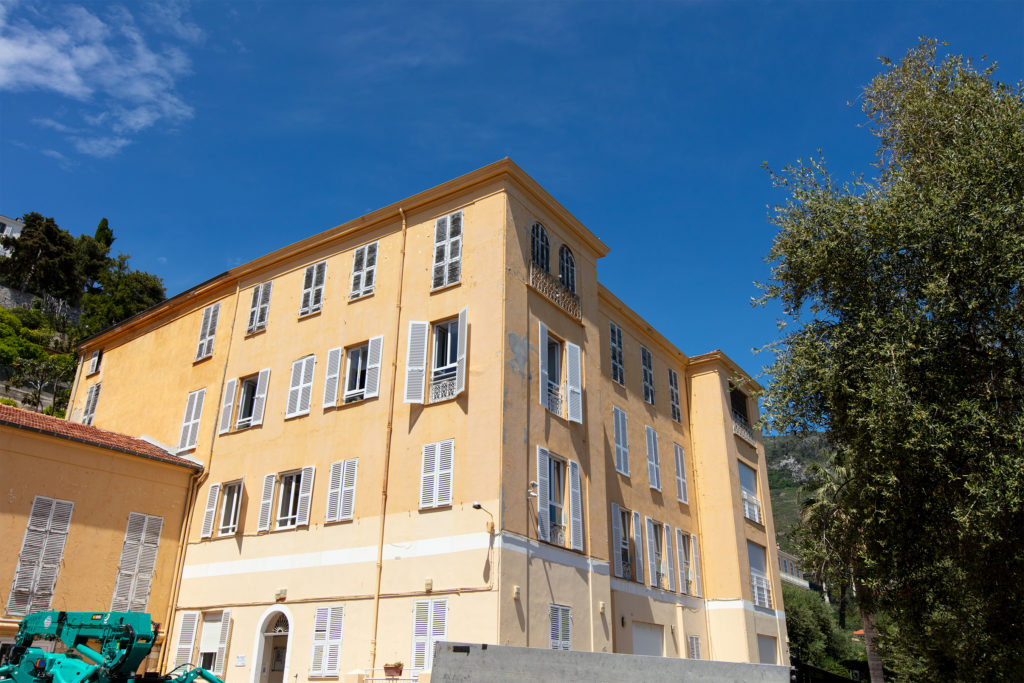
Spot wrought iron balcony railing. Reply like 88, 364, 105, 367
530, 263, 581, 321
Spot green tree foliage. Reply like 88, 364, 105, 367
760, 39, 1024, 680
783, 583, 859, 674
9, 354, 76, 412
78, 254, 166, 337
0, 213, 84, 305
0, 308, 46, 366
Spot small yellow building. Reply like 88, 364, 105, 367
0, 404, 200, 668
67, 159, 787, 680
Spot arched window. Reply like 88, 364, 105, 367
531, 223, 550, 272
559, 245, 576, 294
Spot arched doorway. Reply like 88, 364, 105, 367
250, 609, 291, 683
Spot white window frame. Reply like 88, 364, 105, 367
286, 355, 316, 417
419, 439, 454, 509
235, 376, 259, 429
405, 308, 468, 405
220, 370, 270, 434
739, 461, 763, 524
610, 502, 635, 581
641, 346, 655, 405
688, 635, 701, 659
549, 603, 572, 650
350, 241, 378, 299
276, 471, 302, 529
82, 383, 100, 425
609, 322, 624, 385
431, 210, 462, 290
612, 406, 629, 476
411, 599, 447, 672
87, 349, 102, 375
645, 425, 661, 491
247, 281, 273, 334
748, 541, 772, 609
196, 609, 232, 675
668, 368, 682, 422
110, 512, 162, 612
218, 481, 243, 536
7, 496, 74, 616
177, 388, 206, 452
536, 446, 584, 550
309, 606, 345, 677
674, 443, 688, 504
256, 466, 315, 532
299, 261, 327, 316
194, 303, 220, 361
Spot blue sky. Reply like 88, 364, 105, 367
2, 0, 1022, 378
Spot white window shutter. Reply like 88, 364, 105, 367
676, 528, 689, 595
645, 517, 657, 587
691, 534, 703, 597
613, 407, 629, 475
300, 356, 316, 413
89, 349, 101, 374
200, 484, 220, 539
247, 287, 260, 332
310, 607, 328, 676
287, 358, 303, 416
190, 389, 205, 450
566, 341, 583, 423
325, 606, 344, 675
365, 335, 383, 399
420, 442, 438, 509
646, 426, 661, 491
33, 499, 73, 612
411, 600, 430, 671
130, 515, 161, 612
173, 611, 199, 669
632, 510, 644, 584
610, 502, 623, 578
560, 605, 571, 650
404, 321, 428, 403
213, 609, 231, 675
538, 322, 549, 407
436, 440, 454, 506
536, 446, 550, 542
674, 443, 688, 503
178, 391, 198, 451
323, 348, 342, 407
219, 379, 237, 435
568, 460, 583, 551
258, 281, 273, 327
429, 599, 447, 667
340, 459, 358, 520
666, 527, 676, 592
257, 473, 276, 532
297, 466, 315, 526
111, 512, 145, 611
548, 606, 559, 650
350, 246, 366, 298
251, 368, 270, 426
326, 462, 342, 523
455, 306, 468, 396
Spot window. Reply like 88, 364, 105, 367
549, 604, 571, 650
325, 337, 383, 406
431, 210, 462, 289
200, 482, 243, 538
730, 383, 750, 424
739, 461, 762, 523
286, 355, 316, 417
610, 502, 642, 582
645, 425, 661, 491
536, 446, 584, 550
177, 388, 206, 451
82, 383, 100, 425
748, 541, 772, 608
531, 222, 550, 272
309, 606, 345, 677
612, 406, 629, 475
688, 635, 701, 659
644, 518, 668, 589
668, 369, 681, 422
173, 612, 199, 670
299, 261, 327, 316
404, 308, 468, 404
247, 281, 273, 333
236, 377, 259, 427
219, 370, 270, 434
195, 303, 220, 361
676, 528, 691, 594
641, 346, 655, 405
195, 610, 232, 675
538, 322, 583, 423
110, 512, 162, 612
326, 459, 358, 522
419, 439, 454, 509
411, 599, 447, 672
257, 466, 315, 531
87, 349, 102, 374
558, 245, 576, 294
690, 533, 703, 597
7, 496, 74, 616
350, 241, 378, 299
674, 443, 688, 503
609, 322, 624, 385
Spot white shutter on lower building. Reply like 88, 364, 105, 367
411, 599, 447, 672
257, 473, 276, 532
323, 348, 342, 407
364, 335, 384, 399
691, 534, 703, 597
645, 426, 661, 491
251, 368, 270, 426
340, 459, 358, 520
404, 321, 429, 403
568, 460, 583, 551
200, 484, 220, 539
645, 516, 657, 587
549, 604, 571, 650
632, 510, 644, 584
536, 446, 550, 542
213, 609, 232, 675
9, 496, 75, 616
676, 528, 689, 595
219, 379, 237, 435
436, 439, 454, 506
129, 515, 161, 612
420, 442, 438, 509
565, 341, 583, 423
310, 606, 345, 677
538, 322, 549, 407
455, 307, 468, 396
612, 407, 629, 475
296, 466, 315, 526
665, 527, 676, 592
173, 611, 199, 669
674, 443, 688, 503
610, 502, 623, 578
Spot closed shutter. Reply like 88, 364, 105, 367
326, 462, 343, 523
364, 335, 383, 399
189, 389, 205, 450
310, 607, 328, 676
420, 442, 438, 509
549, 604, 571, 650
676, 528, 689, 595
429, 599, 447, 668
568, 460, 583, 551
691, 534, 703, 597
257, 473, 276, 532
645, 517, 657, 587
340, 459, 358, 520
310, 606, 344, 676
287, 358, 303, 416
666, 527, 676, 592
88, 349, 101, 374
631, 510, 643, 584
610, 502, 623, 578
674, 443, 688, 503
536, 446, 550, 542
257, 281, 272, 328
200, 484, 220, 539
173, 611, 199, 669
129, 515, 161, 612
9, 497, 73, 616
312, 262, 326, 311
195, 304, 219, 360
436, 439, 454, 507
296, 466, 315, 526
351, 243, 376, 298
410, 599, 448, 671
323, 348, 342, 407
219, 379, 237, 435
612, 407, 628, 475
32, 498, 73, 613
213, 609, 232, 675
566, 342, 582, 423
404, 321, 428, 403
111, 512, 145, 611
538, 322, 548, 407
646, 426, 660, 491
251, 368, 270, 426
454, 307, 468, 396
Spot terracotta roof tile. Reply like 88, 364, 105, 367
0, 404, 201, 470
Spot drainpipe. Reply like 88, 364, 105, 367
369, 208, 409, 671
684, 366, 714, 661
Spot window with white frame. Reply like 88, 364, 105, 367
286, 355, 316, 417
668, 368, 681, 422
739, 460, 762, 523
404, 308, 467, 405
690, 533, 703, 596
419, 440, 454, 509
247, 281, 273, 334
431, 210, 462, 289
531, 222, 550, 272
549, 604, 572, 650
194, 303, 220, 361
326, 459, 358, 522
219, 370, 271, 434
235, 376, 260, 428
644, 518, 668, 589
645, 425, 661, 491
256, 467, 315, 531
110, 512, 162, 612
82, 383, 100, 425
558, 245, 576, 294
350, 241, 378, 299
329, 337, 382, 405
547, 456, 565, 546
200, 482, 243, 538
688, 635, 701, 659
177, 388, 206, 451
411, 599, 447, 672
748, 541, 772, 608
309, 606, 345, 677
676, 528, 691, 594
674, 443, 688, 503
87, 349, 102, 374
536, 446, 584, 551
609, 321, 625, 385
538, 322, 583, 423
610, 502, 641, 582
7, 496, 74, 616
195, 610, 232, 675
299, 261, 327, 316
641, 346, 655, 405
612, 406, 629, 475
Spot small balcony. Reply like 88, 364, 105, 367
530, 263, 581, 321
732, 410, 757, 446
750, 569, 773, 609
549, 522, 566, 547
429, 366, 457, 403
545, 381, 564, 416
741, 490, 763, 524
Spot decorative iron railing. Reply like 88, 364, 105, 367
530, 263, 581, 321
546, 381, 563, 416
429, 377, 457, 403
741, 490, 763, 524
732, 410, 757, 445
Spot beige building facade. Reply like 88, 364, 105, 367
67, 159, 787, 679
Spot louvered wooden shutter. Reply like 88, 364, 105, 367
566, 342, 582, 423
297, 466, 315, 526
429, 599, 447, 668
454, 307, 468, 395
365, 335, 383, 398
350, 246, 365, 298
178, 391, 198, 450
549, 605, 571, 650
420, 442, 438, 508
324, 607, 345, 675
645, 517, 657, 587
326, 461, 343, 522
536, 447, 550, 542
538, 322, 549, 407
568, 460, 583, 551
310, 607, 328, 676
676, 528, 689, 594
111, 512, 145, 611
436, 440, 453, 506
258, 281, 272, 327
610, 503, 623, 578
200, 484, 220, 539
195, 306, 212, 360
31, 498, 73, 613
666, 527, 676, 592
251, 368, 270, 426
632, 511, 643, 583
613, 407, 629, 475
688, 635, 700, 659
691, 534, 703, 596
213, 609, 231, 674
130, 515, 161, 612
219, 380, 237, 434
257, 473, 276, 531
411, 600, 430, 670
9, 497, 68, 615
83, 383, 100, 425
312, 262, 326, 310
323, 348, 342, 407
89, 349, 101, 374
674, 443, 688, 503
190, 389, 205, 450
247, 287, 261, 332
300, 266, 313, 314
300, 356, 316, 413
287, 358, 304, 416
340, 459, 357, 520
404, 321, 428, 403
173, 611, 199, 669
646, 426, 660, 491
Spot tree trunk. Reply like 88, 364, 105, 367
856, 581, 885, 683
838, 581, 848, 630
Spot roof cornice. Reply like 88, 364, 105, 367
597, 284, 689, 365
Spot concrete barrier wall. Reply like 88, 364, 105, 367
429, 641, 791, 683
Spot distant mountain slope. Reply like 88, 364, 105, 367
764, 432, 829, 553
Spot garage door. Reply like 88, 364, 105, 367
632, 622, 664, 656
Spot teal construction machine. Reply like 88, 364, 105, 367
0, 612, 223, 683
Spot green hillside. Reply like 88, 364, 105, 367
764, 432, 829, 553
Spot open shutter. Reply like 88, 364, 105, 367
177, 391, 198, 450
420, 442, 438, 508
455, 307, 468, 395
631, 510, 644, 583
436, 440, 453, 506
130, 515, 161, 612
258, 281, 272, 327
411, 600, 430, 671
676, 528, 689, 594
111, 512, 144, 611
257, 473, 276, 532
247, 287, 260, 332
200, 484, 220, 539
325, 606, 344, 675
536, 446, 550, 542
645, 517, 657, 587
538, 322, 549, 407
566, 341, 583, 423
404, 321, 428, 403
326, 462, 342, 523
610, 502, 623, 578
189, 390, 205, 450
300, 356, 316, 413
646, 426, 660, 491
195, 307, 211, 360
364, 335, 383, 399
173, 611, 199, 669
287, 359, 303, 416
666, 527, 676, 592
340, 459, 358, 520
297, 466, 315, 526
691, 534, 703, 597
613, 407, 629, 475
310, 607, 328, 676
675, 444, 688, 503
219, 380, 237, 435
251, 368, 270, 426
568, 460, 583, 551
323, 348, 342, 407
213, 609, 231, 675
33, 499, 73, 612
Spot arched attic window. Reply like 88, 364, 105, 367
559, 245, 576, 294
531, 223, 550, 272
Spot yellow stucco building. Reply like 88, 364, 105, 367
66, 159, 787, 680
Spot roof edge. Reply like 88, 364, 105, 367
597, 284, 689, 364
688, 350, 764, 392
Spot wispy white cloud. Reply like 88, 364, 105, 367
41, 148, 76, 170
33, 117, 80, 133
72, 135, 131, 157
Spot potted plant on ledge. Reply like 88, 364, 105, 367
383, 661, 404, 678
